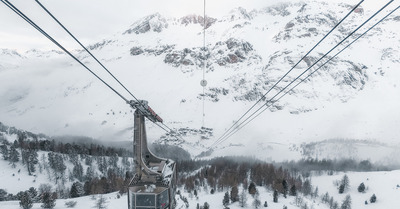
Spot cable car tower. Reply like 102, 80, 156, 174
127, 100, 177, 209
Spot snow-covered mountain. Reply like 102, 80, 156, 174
1, 0, 399, 162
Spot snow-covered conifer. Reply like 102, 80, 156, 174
340, 175, 350, 192
72, 162, 83, 181
248, 182, 256, 195
70, 182, 84, 198
370, 194, 376, 203
357, 183, 365, 193
223, 191, 230, 207
252, 191, 261, 208
93, 195, 108, 209
340, 195, 351, 209
273, 190, 279, 203
289, 185, 297, 196
0, 141, 9, 160
41, 191, 56, 209
19, 191, 33, 209
9, 144, 19, 168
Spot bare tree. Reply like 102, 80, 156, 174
239, 189, 247, 207
252, 191, 261, 208
93, 195, 108, 209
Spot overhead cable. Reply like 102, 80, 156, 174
215, 0, 365, 144
1, 0, 186, 142
0, 0, 129, 103
212, 0, 395, 148
220, 4, 400, 143
34, 0, 140, 102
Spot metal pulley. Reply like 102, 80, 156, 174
200, 79, 208, 87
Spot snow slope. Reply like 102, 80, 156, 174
0, 0, 399, 161
1, 170, 399, 209
313, 170, 400, 209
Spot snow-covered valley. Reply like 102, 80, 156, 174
1, 0, 399, 150
1, 0, 400, 208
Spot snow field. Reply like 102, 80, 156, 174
312, 170, 400, 209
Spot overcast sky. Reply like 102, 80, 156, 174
0, 0, 279, 51
0, 0, 384, 51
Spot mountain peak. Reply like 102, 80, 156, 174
124, 13, 168, 35
226, 7, 253, 21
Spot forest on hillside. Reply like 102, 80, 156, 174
0, 122, 395, 209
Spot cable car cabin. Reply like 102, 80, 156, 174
128, 101, 177, 209
128, 160, 176, 209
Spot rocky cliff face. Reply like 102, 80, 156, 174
124, 13, 168, 34
111, 1, 398, 112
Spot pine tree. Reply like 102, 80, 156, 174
370, 194, 376, 203
313, 187, 319, 198
340, 195, 351, 209
357, 183, 365, 193
282, 179, 288, 198
273, 190, 279, 203
321, 192, 329, 203
41, 191, 56, 209
49, 153, 66, 184
9, 144, 19, 168
329, 197, 335, 209
55, 154, 66, 173
97, 157, 108, 176
231, 186, 239, 203
28, 187, 38, 202
289, 185, 297, 196
0, 189, 7, 201
85, 155, 93, 166
210, 188, 215, 194
0, 141, 9, 160
72, 162, 84, 181
19, 191, 33, 209
338, 184, 345, 194
70, 182, 84, 198
248, 182, 257, 195
302, 179, 312, 196
86, 166, 95, 181
38, 184, 52, 196
223, 191, 230, 207
341, 175, 350, 192
203, 202, 210, 209
24, 149, 38, 175
83, 181, 91, 196
252, 191, 261, 209
332, 201, 339, 209
17, 132, 26, 163
108, 154, 118, 169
